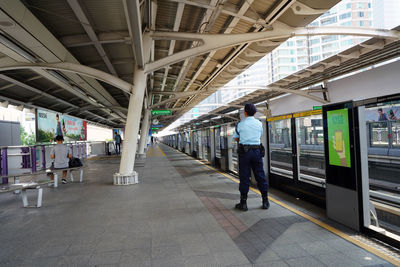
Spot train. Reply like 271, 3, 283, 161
161, 109, 400, 236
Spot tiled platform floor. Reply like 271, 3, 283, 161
0, 144, 396, 266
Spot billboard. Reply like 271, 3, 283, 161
36, 109, 87, 142
327, 108, 351, 168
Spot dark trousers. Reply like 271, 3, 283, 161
238, 148, 268, 196
115, 143, 121, 155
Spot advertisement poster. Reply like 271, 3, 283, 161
327, 108, 351, 167
365, 104, 399, 122
36, 109, 87, 142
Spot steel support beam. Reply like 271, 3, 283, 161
118, 66, 147, 176
123, 0, 145, 68
0, 62, 133, 94
146, 25, 400, 73
137, 108, 151, 156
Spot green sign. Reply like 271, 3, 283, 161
152, 110, 171, 115
313, 106, 322, 110
151, 127, 159, 131
327, 108, 351, 167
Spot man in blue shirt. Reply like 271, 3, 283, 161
114, 132, 122, 155
233, 103, 269, 211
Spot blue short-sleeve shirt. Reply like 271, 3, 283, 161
233, 116, 263, 145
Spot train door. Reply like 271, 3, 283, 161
207, 128, 215, 165
227, 124, 238, 174
214, 126, 221, 168
294, 111, 326, 187
197, 130, 202, 159
202, 129, 208, 161
357, 97, 400, 248
268, 116, 295, 179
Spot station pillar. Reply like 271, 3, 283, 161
114, 65, 147, 185
137, 108, 151, 157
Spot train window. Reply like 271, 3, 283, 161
269, 119, 293, 178
296, 115, 326, 185
364, 103, 400, 238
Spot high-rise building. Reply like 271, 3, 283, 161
267, 0, 375, 83
372, 0, 400, 29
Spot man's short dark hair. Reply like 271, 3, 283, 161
244, 103, 257, 116
378, 108, 383, 112
55, 135, 64, 141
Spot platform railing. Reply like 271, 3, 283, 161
0, 141, 111, 184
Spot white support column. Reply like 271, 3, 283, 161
114, 65, 147, 185
138, 108, 151, 157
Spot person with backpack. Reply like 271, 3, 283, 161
50, 135, 72, 184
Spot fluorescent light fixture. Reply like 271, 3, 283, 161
87, 95, 97, 103
72, 85, 86, 95
0, 100, 9, 108
0, 34, 37, 62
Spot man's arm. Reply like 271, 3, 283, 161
50, 147, 55, 159
233, 123, 240, 142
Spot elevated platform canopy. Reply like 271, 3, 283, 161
176, 26, 400, 130
0, 0, 399, 131
0, 0, 343, 128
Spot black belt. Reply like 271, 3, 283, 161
239, 144, 260, 149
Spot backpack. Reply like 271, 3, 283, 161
69, 157, 83, 168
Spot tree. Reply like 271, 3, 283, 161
20, 126, 36, 145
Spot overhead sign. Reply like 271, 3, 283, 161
313, 106, 322, 110
152, 124, 163, 128
151, 127, 159, 131
152, 110, 171, 115
327, 108, 351, 168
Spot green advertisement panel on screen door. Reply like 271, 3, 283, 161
327, 108, 351, 168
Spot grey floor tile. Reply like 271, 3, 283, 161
315, 253, 362, 267
254, 260, 290, 267
119, 259, 151, 267
120, 247, 151, 262
151, 257, 185, 267
213, 250, 250, 267
298, 241, 334, 256
255, 249, 281, 263
151, 245, 182, 259
123, 237, 152, 249
66, 242, 97, 256
181, 241, 210, 257
184, 254, 219, 267
285, 256, 326, 267
32, 244, 71, 258
55, 255, 91, 267
89, 251, 122, 265
21, 257, 59, 267
271, 244, 310, 260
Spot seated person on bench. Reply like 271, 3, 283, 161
50, 135, 72, 184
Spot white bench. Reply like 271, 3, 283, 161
0, 181, 49, 208
47, 166, 85, 188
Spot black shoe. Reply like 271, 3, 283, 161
235, 202, 248, 211
262, 198, 270, 210
62, 179, 68, 184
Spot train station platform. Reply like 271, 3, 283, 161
0, 144, 398, 267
